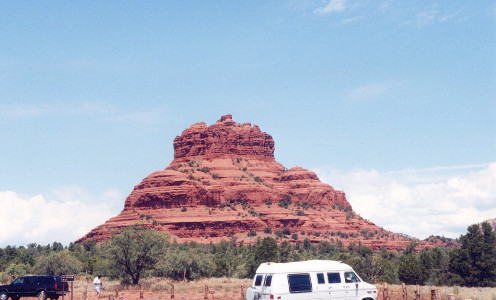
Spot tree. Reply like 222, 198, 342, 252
5, 263, 30, 278
155, 247, 214, 280
245, 237, 278, 277
449, 222, 496, 287
105, 228, 167, 284
255, 237, 278, 263
33, 251, 82, 275
398, 254, 427, 285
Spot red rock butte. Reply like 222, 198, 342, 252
78, 114, 437, 251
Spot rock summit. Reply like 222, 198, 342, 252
78, 114, 433, 250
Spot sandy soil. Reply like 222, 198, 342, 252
40, 277, 496, 300
67, 277, 251, 300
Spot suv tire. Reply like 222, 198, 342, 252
0, 291, 7, 300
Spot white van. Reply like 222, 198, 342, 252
246, 260, 378, 300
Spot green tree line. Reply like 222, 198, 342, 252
0, 222, 494, 287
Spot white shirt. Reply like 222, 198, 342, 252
93, 277, 101, 286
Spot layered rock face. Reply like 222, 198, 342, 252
173, 114, 275, 160
78, 115, 431, 251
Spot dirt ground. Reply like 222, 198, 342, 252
56, 277, 496, 300
68, 277, 251, 300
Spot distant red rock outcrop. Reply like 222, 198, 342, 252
77, 114, 436, 251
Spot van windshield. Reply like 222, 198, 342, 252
344, 272, 360, 283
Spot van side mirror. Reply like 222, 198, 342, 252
355, 283, 359, 289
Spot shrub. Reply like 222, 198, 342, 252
33, 252, 82, 275
181, 207, 187, 212
199, 167, 210, 173
155, 247, 214, 280
247, 230, 257, 237
278, 195, 292, 209
5, 263, 29, 278
264, 227, 272, 234
297, 202, 310, 210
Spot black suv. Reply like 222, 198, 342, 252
0, 276, 69, 300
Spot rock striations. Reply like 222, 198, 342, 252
78, 114, 434, 251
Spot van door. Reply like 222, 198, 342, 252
326, 272, 345, 300
313, 273, 327, 299
343, 271, 361, 300
261, 274, 272, 299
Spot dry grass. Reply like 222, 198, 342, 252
376, 283, 496, 300
70, 276, 252, 300
35, 277, 496, 300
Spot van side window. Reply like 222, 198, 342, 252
327, 272, 341, 283
317, 273, 325, 284
288, 274, 312, 293
264, 275, 272, 287
254, 275, 263, 286
344, 272, 360, 283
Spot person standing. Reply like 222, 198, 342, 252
93, 274, 102, 297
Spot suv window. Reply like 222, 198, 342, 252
327, 272, 341, 283
13, 278, 25, 285
254, 275, 263, 286
288, 274, 312, 293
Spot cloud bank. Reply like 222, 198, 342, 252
314, 163, 496, 239
314, 0, 347, 14
2, 163, 494, 246
0, 187, 120, 247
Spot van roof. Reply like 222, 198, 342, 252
256, 260, 353, 274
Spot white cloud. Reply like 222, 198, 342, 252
315, 0, 347, 14
311, 1, 469, 28
403, 5, 467, 28
313, 162, 496, 239
0, 101, 164, 126
102, 111, 163, 126
0, 187, 120, 247
0, 101, 115, 119
346, 81, 396, 101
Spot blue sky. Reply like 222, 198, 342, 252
1, 1, 495, 246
